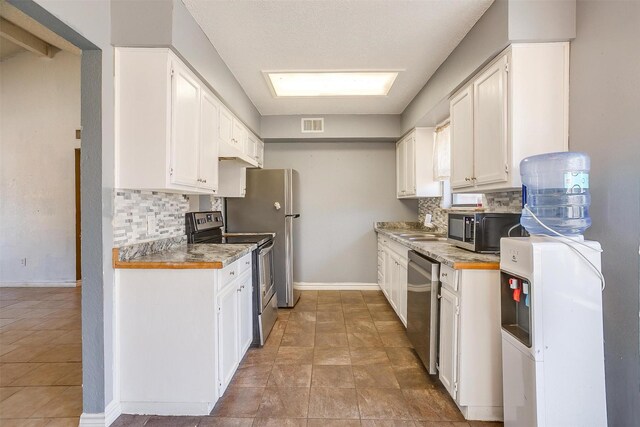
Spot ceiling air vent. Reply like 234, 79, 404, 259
301, 118, 324, 133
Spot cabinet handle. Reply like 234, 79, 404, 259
245, 261, 250, 265
464, 177, 470, 182
230, 271, 235, 276
437, 294, 442, 299
442, 272, 448, 278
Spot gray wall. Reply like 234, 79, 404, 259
261, 114, 401, 141
110, 0, 261, 133
265, 142, 417, 283
569, 1, 640, 424
401, 0, 576, 132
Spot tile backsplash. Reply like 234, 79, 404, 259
418, 198, 448, 232
484, 190, 522, 213
418, 190, 523, 233
113, 190, 190, 247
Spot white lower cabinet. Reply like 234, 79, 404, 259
438, 286, 459, 399
217, 268, 253, 395
438, 268, 504, 421
375, 233, 503, 421
217, 278, 239, 395
377, 236, 408, 327
238, 270, 253, 356
118, 254, 253, 416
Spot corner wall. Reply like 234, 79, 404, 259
568, 1, 640, 423
0, 50, 80, 285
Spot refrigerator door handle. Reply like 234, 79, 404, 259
285, 214, 300, 218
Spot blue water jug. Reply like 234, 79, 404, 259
520, 152, 591, 236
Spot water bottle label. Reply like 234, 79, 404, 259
564, 172, 589, 190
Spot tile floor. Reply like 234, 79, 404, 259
0, 286, 82, 426
112, 290, 503, 427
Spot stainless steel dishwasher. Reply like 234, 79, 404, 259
406, 250, 440, 374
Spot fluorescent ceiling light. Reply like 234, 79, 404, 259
267, 71, 398, 97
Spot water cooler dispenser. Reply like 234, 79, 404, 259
500, 237, 607, 426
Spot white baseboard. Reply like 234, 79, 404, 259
105, 400, 122, 426
79, 400, 121, 427
459, 404, 504, 421
120, 401, 215, 416
294, 282, 380, 291
0, 281, 77, 288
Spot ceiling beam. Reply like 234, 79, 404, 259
0, 17, 55, 57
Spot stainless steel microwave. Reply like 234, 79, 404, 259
448, 212, 522, 253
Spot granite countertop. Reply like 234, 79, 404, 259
375, 224, 500, 270
113, 243, 256, 270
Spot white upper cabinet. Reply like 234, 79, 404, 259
199, 91, 220, 192
450, 87, 474, 189
473, 55, 508, 186
219, 107, 234, 148
116, 48, 219, 194
396, 128, 443, 199
231, 119, 247, 152
256, 140, 264, 168
218, 107, 261, 168
450, 42, 569, 193
170, 61, 201, 188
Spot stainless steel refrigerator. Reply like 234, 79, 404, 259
226, 169, 301, 308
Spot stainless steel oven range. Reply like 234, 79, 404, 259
185, 211, 278, 346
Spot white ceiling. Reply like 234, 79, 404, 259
183, 0, 493, 116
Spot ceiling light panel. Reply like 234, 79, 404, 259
266, 71, 398, 97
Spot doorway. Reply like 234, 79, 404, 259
0, 0, 104, 424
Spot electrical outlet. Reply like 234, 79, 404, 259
20, 258, 27, 266
146, 213, 157, 235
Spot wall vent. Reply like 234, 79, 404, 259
301, 118, 324, 133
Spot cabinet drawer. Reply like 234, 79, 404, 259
219, 262, 239, 290
439, 265, 458, 292
238, 253, 252, 275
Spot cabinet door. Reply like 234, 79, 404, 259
199, 90, 219, 193
390, 256, 400, 311
450, 86, 474, 189
439, 287, 459, 399
170, 62, 201, 188
217, 282, 239, 394
256, 140, 264, 168
246, 134, 258, 160
219, 107, 233, 147
397, 262, 408, 327
404, 136, 416, 197
238, 272, 253, 355
381, 248, 389, 299
396, 140, 406, 197
377, 244, 384, 288
473, 55, 508, 186
232, 119, 247, 152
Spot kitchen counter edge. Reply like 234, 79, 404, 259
375, 227, 500, 270
112, 243, 256, 270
